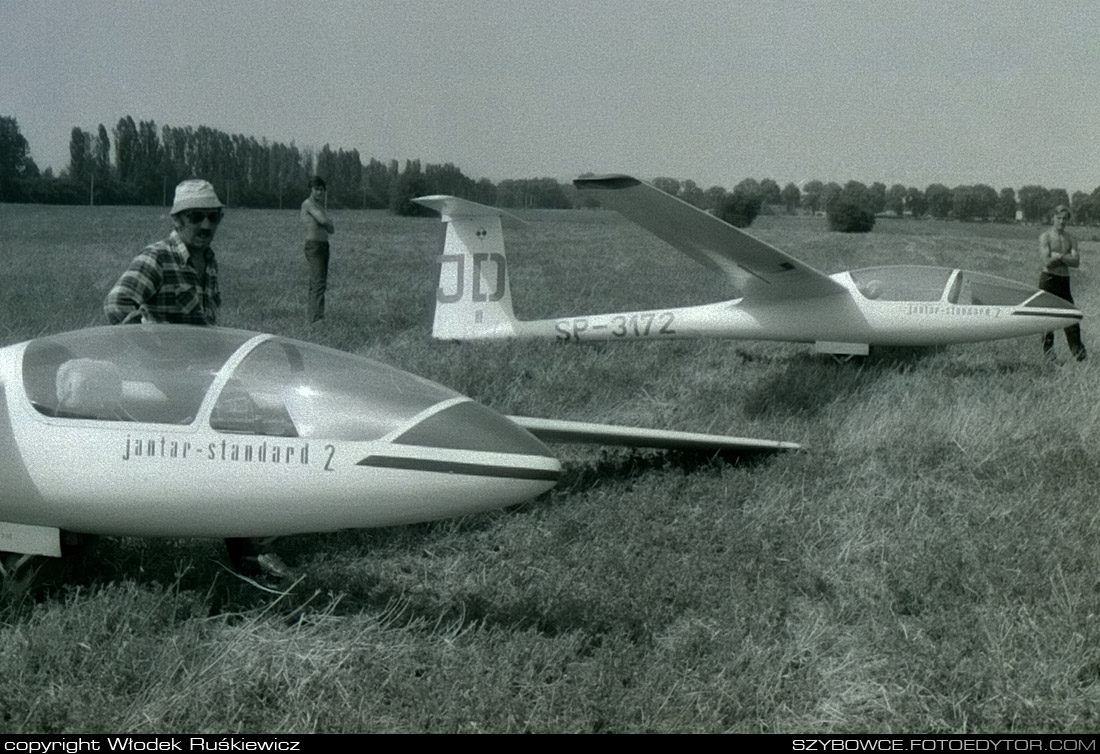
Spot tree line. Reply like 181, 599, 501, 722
2, 114, 1098, 223
645, 176, 1100, 226
0, 115, 571, 214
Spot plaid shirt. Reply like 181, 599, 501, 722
104, 231, 220, 325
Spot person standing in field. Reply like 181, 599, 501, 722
104, 179, 223, 325
103, 179, 295, 581
301, 176, 335, 322
1039, 204, 1086, 361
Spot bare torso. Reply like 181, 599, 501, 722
1040, 228, 1078, 277
301, 198, 334, 242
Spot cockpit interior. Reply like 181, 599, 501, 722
22, 327, 459, 442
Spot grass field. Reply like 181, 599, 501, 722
1, 203, 1099, 733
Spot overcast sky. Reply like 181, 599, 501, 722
4, 0, 1099, 193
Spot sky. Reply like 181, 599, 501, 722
4, 0, 1099, 193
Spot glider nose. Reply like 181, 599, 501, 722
1016, 289, 1084, 324
372, 398, 561, 492
355, 400, 560, 520
394, 399, 557, 462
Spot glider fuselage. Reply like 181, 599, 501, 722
0, 326, 558, 556
519, 268, 1081, 349
0, 324, 795, 560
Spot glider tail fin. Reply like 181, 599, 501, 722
413, 195, 522, 340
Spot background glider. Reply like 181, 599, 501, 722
416, 176, 1081, 357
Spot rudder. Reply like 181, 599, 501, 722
414, 195, 522, 340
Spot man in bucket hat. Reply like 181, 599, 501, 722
104, 179, 295, 581
105, 179, 224, 325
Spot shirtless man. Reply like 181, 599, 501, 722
1039, 204, 1086, 360
301, 176, 335, 322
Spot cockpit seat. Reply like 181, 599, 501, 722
56, 359, 125, 419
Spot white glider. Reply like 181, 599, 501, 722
0, 325, 796, 569
415, 175, 1082, 356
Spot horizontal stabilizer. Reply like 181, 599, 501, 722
575, 174, 845, 302
508, 416, 800, 452
413, 195, 528, 227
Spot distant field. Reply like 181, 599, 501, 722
1, 203, 1098, 733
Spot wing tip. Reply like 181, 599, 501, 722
573, 174, 642, 191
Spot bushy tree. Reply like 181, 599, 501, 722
1070, 190, 1097, 225
759, 178, 782, 207
651, 177, 681, 197
362, 158, 393, 208
389, 159, 434, 216
1017, 185, 1051, 223
702, 185, 727, 212
67, 127, 91, 184
716, 191, 761, 228
1077, 188, 1100, 226
680, 179, 705, 208
134, 119, 162, 203
496, 177, 570, 209
868, 182, 887, 214
732, 177, 761, 199
951, 184, 997, 221
886, 184, 907, 216
472, 178, 496, 206
826, 199, 875, 233
781, 182, 801, 214
840, 180, 870, 211
114, 116, 138, 184
94, 125, 112, 186
0, 115, 39, 201
801, 180, 824, 215
996, 187, 1017, 222
424, 162, 476, 203
906, 187, 927, 218
19, 174, 84, 204
1049, 188, 1070, 215
925, 183, 952, 219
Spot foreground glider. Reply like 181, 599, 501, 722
0, 325, 795, 565
415, 176, 1082, 356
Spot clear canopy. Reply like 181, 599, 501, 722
23, 326, 461, 441
849, 266, 1075, 309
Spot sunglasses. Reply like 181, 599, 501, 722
181, 209, 224, 225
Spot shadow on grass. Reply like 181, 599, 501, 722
299, 568, 655, 647
0, 535, 644, 644
739, 351, 885, 419
553, 446, 790, 494
738, 344, 1047, 419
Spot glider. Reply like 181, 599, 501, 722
415, 175, 1082, 357
0, 325, 795, 575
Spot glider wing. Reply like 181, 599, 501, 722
574, 175, 845, 302
509, 416, 800, 452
